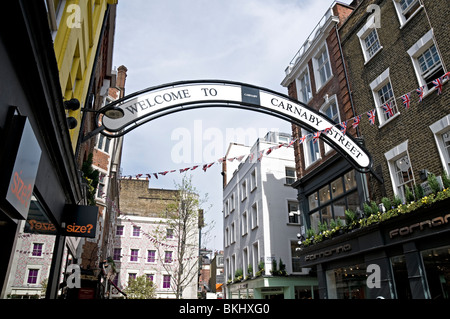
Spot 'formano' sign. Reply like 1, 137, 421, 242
96, 80, 372, 172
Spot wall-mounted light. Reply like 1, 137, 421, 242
67, 117, 78, 129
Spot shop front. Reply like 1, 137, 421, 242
226, 275, 318, 299
297, 197, 450, 299
0, 1, 84, 298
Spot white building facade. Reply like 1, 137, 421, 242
223, 132, 318, 299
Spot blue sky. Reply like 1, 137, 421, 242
112, 0, 351, 252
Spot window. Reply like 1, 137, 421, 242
97, 135, 111, 153
96, 172, 106, 199
130, 249, 139, 262
116, 225, 124, 236
128, 273, 137, 284
132, 226, 140, 237
296, 67, 312, 103
288, 201, 300, 224
230, 193, 235, 212
166, 229, 174, 239
242, 211, 248, 236
147, 250, 156, 263
421, 245, 450, 300
113, 248, 121, 261
370, 68, 399, 126
250, 169, 257, 191
231, 222, 236, 243
408, 30, 445, 94
320, 96, 341, 153
27, 269, 39, 284
313, 44, 332, 90
251, 203, 258, 229
241, 180, 247, 201
291, 241, 302, 273
385, 140, 415, 202
357, 15, 382, 63
302, 129, 320, 167
163, 275, 171, 288
393, 155, 415, 200
393, 0, 421, 27
31, 243, 43, 257
430, 115, 450, 173
307, 170, 359, 231
164, 251, 173, 263
285, 167, 296, 185
225, 227, 229, 247
146, 274, 154, 282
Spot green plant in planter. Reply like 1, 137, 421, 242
317, 221, 328, 233
405, 185, 415, 202
306, 228, 316, 239
381, 197, 392, 211
428, 174, 441, 194
414, 184, 424, 200
442, 171, 450, 189
271, 259, 278, 275
234, 269, 243, 282
256, 260, 265, 277
393, 194, 402, 207
246, 264, 253, 280
345, 209, 357, 225
278, 259, 287, 276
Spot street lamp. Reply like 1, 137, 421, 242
64, 98, 125, 130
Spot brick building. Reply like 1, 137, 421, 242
111, 179, 199, 299
281, 1, 368, 243
285, 0, 450, 300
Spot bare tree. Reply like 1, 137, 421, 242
153, 175, 209, 299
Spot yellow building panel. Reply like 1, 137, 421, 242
52, 0, 111, 151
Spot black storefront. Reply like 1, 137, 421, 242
0, 1, 84, 298
297, 195, 450, 299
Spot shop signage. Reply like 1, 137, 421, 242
304, 244, 352, 261
24, 197, 58, 235
99, 81, 372, 172
389, 213, 450, 239
63, 205, 98, 238
0, 115, 41, 220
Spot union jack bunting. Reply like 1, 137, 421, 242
444, 71, 450, 81
382, 102, 395, 118
257, 151, 264, 161
340, 121, 347, 135
432, 77, 443, 95
202, 162, 214, 172
352, 115, 361, 129
416, 86, 424, 102
299, 136, 307, 144
367, 109, 376, 125
287, 138, 297, 147
179, 168, 190, 173
312, 131, 321, 143
153, 173, 158, 179
159, 171, 169, 176
401, 93, 411, 110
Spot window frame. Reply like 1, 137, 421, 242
320, 95, 341, 153
430, 114, 450, 174
296, 66, 313, 103
369, 68, 400, 127
301, 128, 321, 168
392, 0, 422, 28
384, 140, 416, 202
313, 43, 333, 91
407, 29, 446, 96
357, 15, 382, 63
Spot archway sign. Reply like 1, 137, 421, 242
95, 80, 372, 172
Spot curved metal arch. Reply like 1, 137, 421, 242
93, 80, 372, 172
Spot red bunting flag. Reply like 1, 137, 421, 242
416, 86, 424, 102
432, 77, 443, 95
367, 109, 376, 125
401, 93, 411, 110
352, 115, 361, 128
312, 131, 321, 143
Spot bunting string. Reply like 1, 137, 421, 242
115, 73, 449, 180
